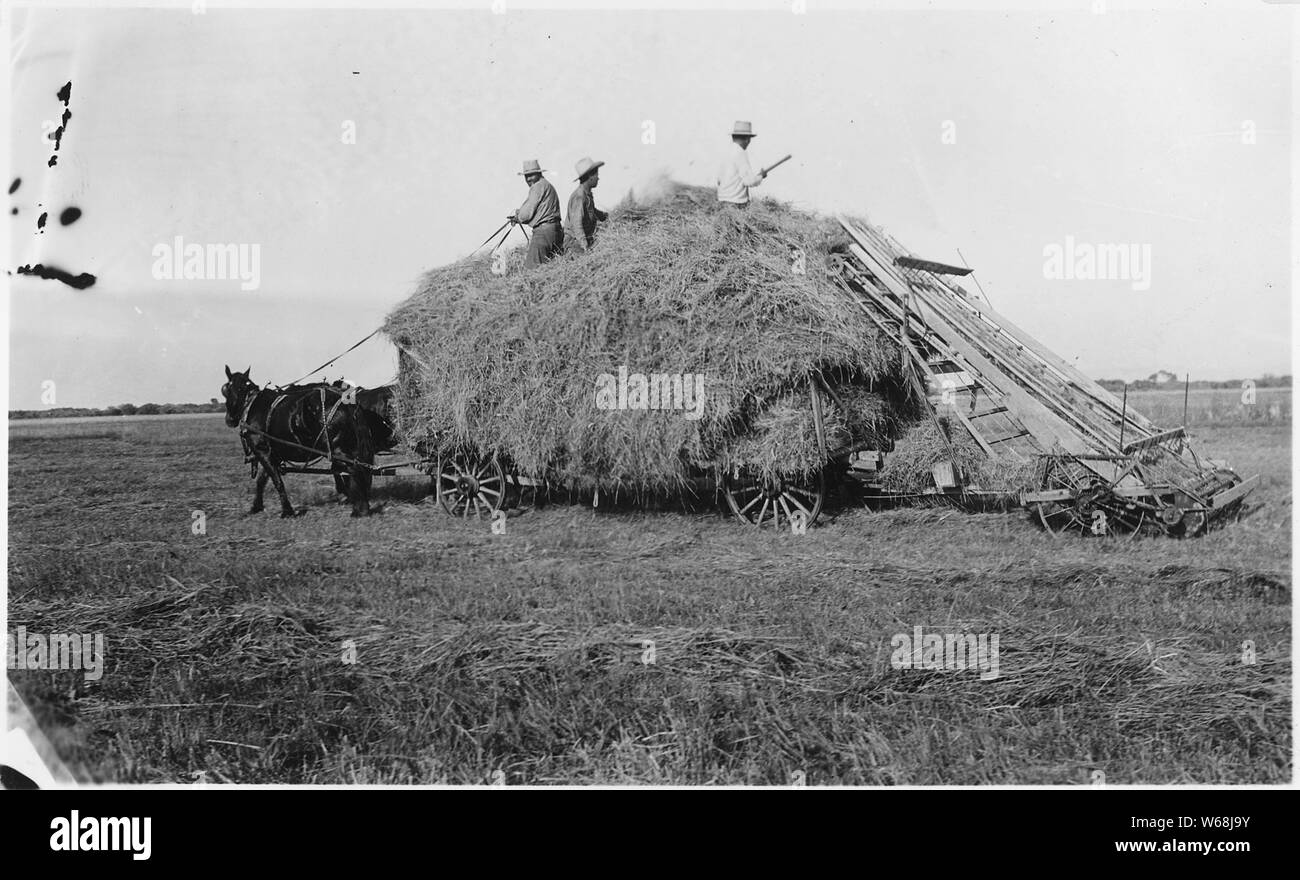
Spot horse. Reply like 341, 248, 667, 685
221, 365, 383, 517
315, 379, 399, 499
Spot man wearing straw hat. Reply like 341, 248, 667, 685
509, 159, 564, 268
716, 121, 766, 208
565, 156, 609, 253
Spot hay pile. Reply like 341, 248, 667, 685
384, 180, 910, 491
719, 384, 908, 480
879, 417, 1038, 494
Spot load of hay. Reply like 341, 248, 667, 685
384, 180, 923, 492
878, 416, 1039, 495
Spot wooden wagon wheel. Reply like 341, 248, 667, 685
435, 453, 505, 518
723, 469, 825, 529
1033, 457, 1143, 538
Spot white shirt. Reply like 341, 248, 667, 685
716, 142, 763, 204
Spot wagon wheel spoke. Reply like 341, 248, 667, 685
785, 484, 820, 505
783, 493, 811, 518
777, 496, 795, 527
723, 469, 825, 529
436, 454, 506, 518
445, 491, 470, 517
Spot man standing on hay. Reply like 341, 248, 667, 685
509, 159, 564, 268
565, 156, 608, 252
716, 120, 765, 208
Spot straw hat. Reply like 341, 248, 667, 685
574, 157, 605, 181
731, 121, 757, 138
517, 159, 547, 176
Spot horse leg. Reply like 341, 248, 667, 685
249, 466, 269, 514
333, 466, 350, 503
343, 417, 376, 517
347, 462, 373, 517
255, 449, 298, 517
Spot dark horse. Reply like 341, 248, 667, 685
222, 366, 394, 517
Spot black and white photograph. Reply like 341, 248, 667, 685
1, 0, 1292, 807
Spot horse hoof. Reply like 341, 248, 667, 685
247, 506, 264, 516
282, 508, 303, 519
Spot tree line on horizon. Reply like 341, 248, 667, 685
9, 399, 226, 419
1095, 373, 1291, 393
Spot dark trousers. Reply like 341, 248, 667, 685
525, 222, 564, 268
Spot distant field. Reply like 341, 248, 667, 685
1123, 386, 1290, 427
7, 416, 1290, 784
7, 411, 224, 438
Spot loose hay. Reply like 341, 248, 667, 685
14, 579, 1288, 783
384, 179, 908, 492
878, 416, 1039, 494
719, 384, 908, 480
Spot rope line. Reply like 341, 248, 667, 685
279, 328, 382, 388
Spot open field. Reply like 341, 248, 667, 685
7, 414, 1290, 785
1121, 386, 1290, 427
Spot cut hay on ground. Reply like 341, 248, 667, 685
15, 578, 1288, 783
384, 180, 907, 492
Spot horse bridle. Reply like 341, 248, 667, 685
222, 378, 259, 427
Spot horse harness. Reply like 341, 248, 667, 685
239, 385, 354, 472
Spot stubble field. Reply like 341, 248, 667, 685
6, 403, 1291, 785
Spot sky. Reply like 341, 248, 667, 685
3, 1, 1293, 409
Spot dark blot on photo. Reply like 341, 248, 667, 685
60, 207, 82, 225
57, 81, 71, 104
0, 764, 41, 790
36, 212, 47, 229
16, 263, 97, 289
8, 178, 19, 195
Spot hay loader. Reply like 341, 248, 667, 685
830, 217, 1258, 537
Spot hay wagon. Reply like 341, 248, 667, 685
393, 360, 857, 529
414, 419, 830, 527
379, 182, 1257, 536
